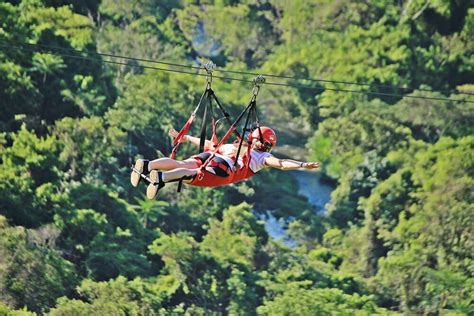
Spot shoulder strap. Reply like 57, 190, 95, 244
170, 88, 209, 159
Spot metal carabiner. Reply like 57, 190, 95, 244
206, 73, 212, 89
252, 75, 265, 97
203, 61, 216, 89
252, 85, 260, 97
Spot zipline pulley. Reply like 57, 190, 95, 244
203, 61, 216, 89
252, 75, 265, 97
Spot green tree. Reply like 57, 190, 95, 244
0, 301, 36, 316
257, 287, 390, 315
54, 116, 126, 180
201, 203, 268, 268
0, 125, 66, 227
176, 3, 278, 66
376, 136, 473, 313
49, 276, 163, 315
0, 216, 78, 314
391, 89, 474, 142
98, 0, 188, 75
55, 184, 154, 280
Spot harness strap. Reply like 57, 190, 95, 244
210, 91, 242, 142
173, 88, 210, 190
208, 160, 231, 174
234, 98, 256, 168
251, 105, 264, 143
209, 117, 218, 150
199, 92, 209, 153
200, 97, 257, 170
170, 87, 210, 159
171, 73, 264, 189
207, 90, 219, 151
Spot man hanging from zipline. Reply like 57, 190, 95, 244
130, 63, 319, 199
131, 126, 319, 199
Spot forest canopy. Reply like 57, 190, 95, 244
0, 0, 472, 315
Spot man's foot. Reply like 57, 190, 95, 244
130, 159, 149, 187
147, 170, 165, 199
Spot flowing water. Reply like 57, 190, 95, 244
260, 171, 334, 243
292, 170, 333, 214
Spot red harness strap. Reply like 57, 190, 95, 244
170, 114, 196, 159
190, 149, 254, 187
190, 165, 255, 187
172, 114, 220, 158
184, 91, 259, 188
208, 160, 230, 173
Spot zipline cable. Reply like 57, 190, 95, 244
2, 40, 203, 71
2, 39, 472, 97
0, 43, 227, 80
1, 42, 473, 104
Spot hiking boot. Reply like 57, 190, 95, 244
146, 170, 165, 199
130, 159, 149, 187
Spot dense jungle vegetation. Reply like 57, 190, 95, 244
0, 0, 473, 314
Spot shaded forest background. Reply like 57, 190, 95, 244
0, 0, 473, 314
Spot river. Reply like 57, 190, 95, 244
292, 170, 333, 214
260, 170, 334, 243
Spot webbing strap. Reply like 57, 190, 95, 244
211, 92, 242, 142
246, 105, 263, 143
177, 180, 183, 192
199, 95, 209, 153
170, 87, 210, 159
173, 88, 208, 146
170, 114, 195, 159
210, 117, 218, 150
171, 80, 261, 187
208, 92, 219, 149
201, 97, 256, 170
172, 87, 209, 193
234, 99, 255, 168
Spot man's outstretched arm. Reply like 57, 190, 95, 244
264, 156, 320, 171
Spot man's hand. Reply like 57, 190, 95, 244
169, 128, 181, 140
303, 162, 320, 169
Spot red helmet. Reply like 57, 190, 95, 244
250, 126, 277, 147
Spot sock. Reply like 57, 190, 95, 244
157, 172, 165, 189
143, 160, 149, 174
160, 171, 168, 183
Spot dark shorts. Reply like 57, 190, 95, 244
192, 152, 230, 178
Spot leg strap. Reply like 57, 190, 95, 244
143, 160, 150, 174
164, 174, 195, 192
155, 171, 165, 188
132, 166, 153, 183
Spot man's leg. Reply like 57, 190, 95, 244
131, 157, 199, 187
146, 168, 199, 199
149, 158, 199, 171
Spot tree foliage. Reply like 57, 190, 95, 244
0, 0, 472, 314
